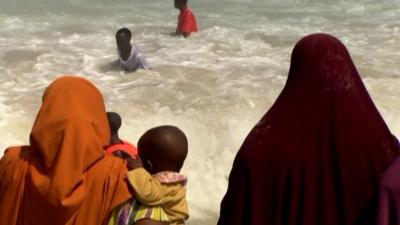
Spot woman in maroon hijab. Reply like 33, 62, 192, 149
218, 33, 399, 225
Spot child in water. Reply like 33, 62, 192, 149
108, 125, 189, 225
105, 112, 138, 158
174, 0, 198, 37
116, 28, 151, 72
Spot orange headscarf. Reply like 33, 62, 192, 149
0, 76, 132, 225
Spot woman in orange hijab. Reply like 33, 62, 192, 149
0, 76, 132, 225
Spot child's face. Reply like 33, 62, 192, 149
116, 36, 130, 48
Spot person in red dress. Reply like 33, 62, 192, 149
174, 0, 198, 38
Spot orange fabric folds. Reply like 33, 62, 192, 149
0, 76, 132, 225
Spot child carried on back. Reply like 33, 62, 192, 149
108, 125, 189, 225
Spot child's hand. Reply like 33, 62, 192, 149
112, 150, 132, 160
111, 150, 143, 170
126, 156, 144, 171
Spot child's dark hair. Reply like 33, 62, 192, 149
116, 28, 132, 40
138, 125, 188, 173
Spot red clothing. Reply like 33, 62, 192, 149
218, 34, 400, 225
106, 140, 138, 159
176, 6, 198, 35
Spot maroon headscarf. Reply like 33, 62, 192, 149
218, 33, 399, 225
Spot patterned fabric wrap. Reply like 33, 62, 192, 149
108, 199, 170, 225
153, 171, 187, 186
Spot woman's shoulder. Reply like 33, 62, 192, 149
1, 145, 32, 162
91, 153, 128, 175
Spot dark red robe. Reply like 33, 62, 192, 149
377, 151, 400, 225
218, 33, 399, 225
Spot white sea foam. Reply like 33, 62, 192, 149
0, 0, 400, 224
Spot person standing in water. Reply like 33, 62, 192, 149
174, 0, 198, 38
116, 28, 151, 72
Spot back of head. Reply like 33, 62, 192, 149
115, 28, 132, 46
107, 112, 122, 136
175, 0, 188, 9
24, 76, 131, 224
138, 125, 188, 173
286, 33, 354, 91
33, 76, 110, 170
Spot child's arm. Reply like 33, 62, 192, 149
126, 167, 176, 206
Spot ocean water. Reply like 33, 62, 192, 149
1, 0, 400, 223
